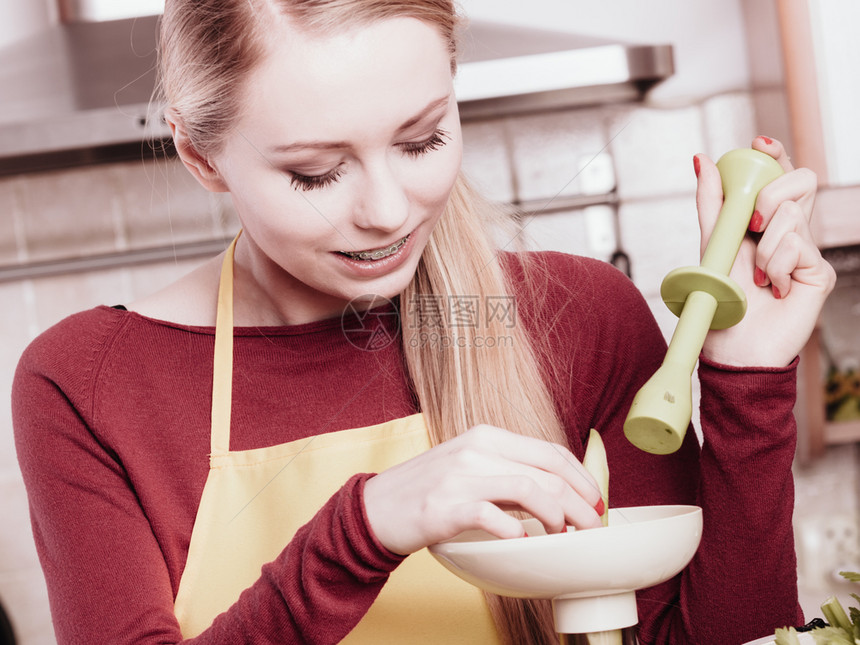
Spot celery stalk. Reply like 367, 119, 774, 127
821, 596, 853, 633
584, 629, 624, 645
773, 627, 801, 645
582, 429, 609, 526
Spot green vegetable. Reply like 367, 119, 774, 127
774, 627, 801, 645
584, 629, 624, 645
775, 572, 860, 644
820, 596, 853, 634
582, 429, 609, 527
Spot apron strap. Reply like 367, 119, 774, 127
211, 232, 241, 456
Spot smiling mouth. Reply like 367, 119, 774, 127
338, 234, 410, 261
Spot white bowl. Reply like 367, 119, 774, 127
429, 505, 702, 634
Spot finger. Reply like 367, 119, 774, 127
751, 135, 795, 173
693, 153, 724, 256
463, 425, 603, 509
751, 169, 817, 232
761, 231, 832, 301
452, 500, 527, 540
753, 199, 807, 289
492, 464, 605, 531
463, 475, 603, 534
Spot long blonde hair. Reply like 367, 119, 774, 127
159, 2, 569, 642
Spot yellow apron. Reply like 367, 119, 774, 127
173, 235, 500, 643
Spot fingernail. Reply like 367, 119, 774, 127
772, 284, 781, 299
594, 498, 605, 516
693, 155, 701, 177
754, 267, 767, 286
749, 210, 763, 232
759, 135, 774, 145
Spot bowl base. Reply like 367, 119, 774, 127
561, 626, 639, 644
553, 591, 638, 634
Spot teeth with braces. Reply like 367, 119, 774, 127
341, 235, 409, 261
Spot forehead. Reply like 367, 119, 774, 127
236, 17, 455, 142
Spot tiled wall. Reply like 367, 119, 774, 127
0, 89, 857, 641
0, 160, 239, 644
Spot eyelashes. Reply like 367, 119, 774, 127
289, 165, 344, 192
400, 128, 450, 158
288, 129, 451, 192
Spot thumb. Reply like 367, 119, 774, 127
694, 154, 724, 257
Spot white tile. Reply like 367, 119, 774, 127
115, 158, 218, 249
0, 566, 56, 645
608, 104, 704, 200
793, 444, 859, 520
516, 209, 591, 258
0, 478, 54, 645
31, 268, 129, 334
127, 258, 207, 303
17, 166, 121, 262
0, 280, 36, 343
0, 475, 40, 575
461, 118, 516, 204
507, 108, 610, 203
582, 205, 618, 260
618, 196, 701, 298
0, 281, 36, 475
752, 88, 795, 155
0, 177, 22, 265
577, 152, 616, 196
701, 92, 757, 161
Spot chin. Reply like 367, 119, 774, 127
347, 274, 415, 310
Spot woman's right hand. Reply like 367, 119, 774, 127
362, 425, 605, 555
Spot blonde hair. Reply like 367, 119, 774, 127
159, 2, 569, 643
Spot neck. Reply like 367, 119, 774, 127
230, 233, 353, 327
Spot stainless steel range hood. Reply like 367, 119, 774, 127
0, 15, 673, 175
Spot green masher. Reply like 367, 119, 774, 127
623, 148, 784, 455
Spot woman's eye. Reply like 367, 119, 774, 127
286, 130, 449, 191
289, 165, 344, 191
401, 129, 450, 158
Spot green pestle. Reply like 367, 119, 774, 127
623, 148, 784, 455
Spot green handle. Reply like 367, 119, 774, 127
703, 149, 785, 272
623, 148, 784, 455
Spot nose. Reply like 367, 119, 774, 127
353, 159, 410, 234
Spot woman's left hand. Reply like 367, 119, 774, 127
696, 136, 836, 367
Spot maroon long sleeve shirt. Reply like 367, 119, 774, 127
12, 251, 803, 644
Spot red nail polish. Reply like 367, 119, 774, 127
522, 531, 529, 538
772, 284, 781, 299
693, 155, 701, 177
594, 498, 605, 516
749, 210, 763, 232
754, 267, 767, 286
759, 135, 773, 145
561, 526, 568, 534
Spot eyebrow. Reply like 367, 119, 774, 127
268, 94, 451, 154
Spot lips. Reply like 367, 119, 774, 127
339, 234, 410, 261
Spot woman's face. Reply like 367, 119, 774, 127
211, 16, 463, 324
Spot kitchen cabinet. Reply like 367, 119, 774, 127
777, 0, 860, 460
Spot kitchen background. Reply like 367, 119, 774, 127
1, 0, 858, 642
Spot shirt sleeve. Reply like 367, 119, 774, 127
524, 252, 802, 645
12, 317, 404, 645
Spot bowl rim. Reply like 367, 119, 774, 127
428, 504, 703, 555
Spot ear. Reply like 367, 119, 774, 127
165, 110, 229, 193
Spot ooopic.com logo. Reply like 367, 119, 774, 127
340, 295, 401, 352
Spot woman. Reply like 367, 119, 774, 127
12, 1, 835, 643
